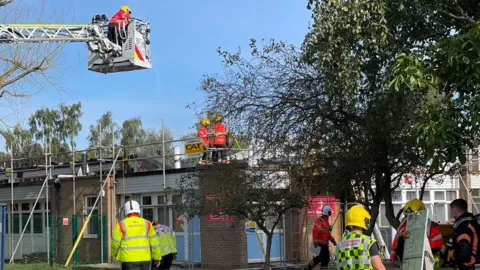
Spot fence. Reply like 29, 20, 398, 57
49, 214, 107, 266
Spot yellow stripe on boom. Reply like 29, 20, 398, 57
1, 24, 90, 27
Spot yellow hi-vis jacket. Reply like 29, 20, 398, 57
154, 224, 177, 256
112, 216, 161, 262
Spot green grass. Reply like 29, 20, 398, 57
4, 263, 107, 270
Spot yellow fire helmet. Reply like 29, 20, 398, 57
403, 198, 425, 214
120, 5, 131, 14
201, 118, 210, 126
214, 115, 223, 122
345, 205, 371, 230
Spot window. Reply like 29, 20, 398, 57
172, 195, 184, 232
12, 214, 19, 234
434, 203, 447, 223
142, 196, 152, 205
434, 191, 445, 201
141, 195, 153, 222
422, 191, 431, 202
85, 196, 99, 237
447, 191, 457, 201
406, 191, 417, 200
33, 213, 42, 233
392, 191, 402, 201
21, 203, 29, 211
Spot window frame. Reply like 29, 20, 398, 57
84, 195, 99, 238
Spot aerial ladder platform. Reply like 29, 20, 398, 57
0, 14, 151, 74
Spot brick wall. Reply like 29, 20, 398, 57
50, 176, 107, 264
200, 217, 248, 269
197, 164, 248, 269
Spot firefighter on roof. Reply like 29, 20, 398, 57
309, 205, 337, 270
335, 205, 386, 270
212, 115, 229, 164
440, 198, 480, 269
112, 200, 161, 270
197, 118, 211, 165
390, 198, 444, 264
108, 5, 132, 46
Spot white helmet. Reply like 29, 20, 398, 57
124, 200, 141, 216
322, 205, 333, 216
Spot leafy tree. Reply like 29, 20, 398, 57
1, 125, 43, 167
199, 30, 461, 232
178, 158, 305, 270
29, 102, 82, 163
88, 111, 120, 158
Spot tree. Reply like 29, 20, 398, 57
29, 102, 82, 163
178, 156, 305, 270
1, 124, 43, 167
0, 0, 61, 128
88, 113, 175, 167
199, 32, 460, 232
88, 111, 120, 158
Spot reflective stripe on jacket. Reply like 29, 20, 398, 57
312, 216, 332, 246
198, 126, 209, 146
109, 10, 131, 27
213, 123, 228, 145
112, 216, 161, 262
335, 232, 375, 270
154, 224, 177, 256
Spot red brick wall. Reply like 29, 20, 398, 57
200, 217, 248, 269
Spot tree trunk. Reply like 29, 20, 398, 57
384, 186, 400, 229
264, 232, 273, 270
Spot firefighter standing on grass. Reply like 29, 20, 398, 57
112, 200, 162, 270
390, 198, 444, 264
309, 205, 337, 270
151, 221, 178, 270
335, 205, 386, 270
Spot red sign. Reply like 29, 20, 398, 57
205, 215, 233, 222
62, 218, 69, 226
307, 196, 336, 217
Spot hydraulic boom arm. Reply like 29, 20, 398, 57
0, 15, 152, 74
0, 24, 94, 43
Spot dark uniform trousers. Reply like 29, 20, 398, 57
121, 261, 151, 270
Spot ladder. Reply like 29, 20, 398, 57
288, 178, 312, 263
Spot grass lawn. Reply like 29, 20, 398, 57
4, 263, 107, 269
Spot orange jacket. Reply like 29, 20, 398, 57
312, 216, 333, 246
198, 126, 209, 146
213, 122, 228, 145
110, 10, 131, 27
390, 218, 444, 261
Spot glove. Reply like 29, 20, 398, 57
154, 260, 161, 268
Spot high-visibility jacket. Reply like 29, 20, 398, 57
198, 126, 209, 147
109, 10, 131, 27
313, 216, 333, 246
390, 217, 444, 261
112, 216, 161, 262
335, 232, 375, 270
154, 223, 177, 256
213, 123, 228, 145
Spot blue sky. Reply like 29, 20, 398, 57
0, 0, 311, 150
